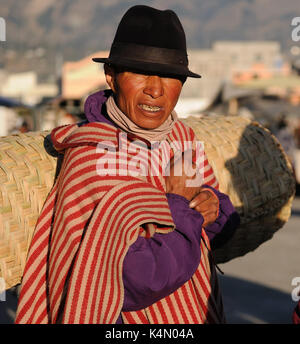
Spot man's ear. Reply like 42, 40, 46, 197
104, 64, 117, 93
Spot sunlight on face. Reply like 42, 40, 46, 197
106, 67, 184, 129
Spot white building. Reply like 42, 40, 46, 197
175, 41, 285, 117
0, 71, 58, 106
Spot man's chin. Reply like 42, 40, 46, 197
136, 121, 164, 130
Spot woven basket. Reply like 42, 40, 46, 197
0, 116, 296, 289
182, 115, 296, 264
0, 131, 56, 289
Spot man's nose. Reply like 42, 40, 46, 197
143, 75, 164, 98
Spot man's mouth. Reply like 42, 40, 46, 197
139, 104, 162, 113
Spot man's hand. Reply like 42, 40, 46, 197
165, 150, 219, 227
189, 189, 219, 227
165, 150, 202, 201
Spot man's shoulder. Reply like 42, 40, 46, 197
45, 121, 119, 154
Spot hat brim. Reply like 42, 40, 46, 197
92, 57, 201, 78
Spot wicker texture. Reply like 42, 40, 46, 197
0, 116, 296, 289
183, 116, 296, 264
0, 131, 56, 289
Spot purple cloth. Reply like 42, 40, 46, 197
122, 193, 204, 312
83, 89, 113, 125
121, 187, 239, 309
45, 90, 240, 323
117, 188, 239, 323
201, 185, 240, 250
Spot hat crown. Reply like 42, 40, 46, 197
92, 5, 201, 78
112, 5, 187, 52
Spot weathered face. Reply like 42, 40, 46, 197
105, 65, 183, 129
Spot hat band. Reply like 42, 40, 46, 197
109, 42, 188, 67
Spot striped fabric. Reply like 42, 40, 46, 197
15, 120, 225, 324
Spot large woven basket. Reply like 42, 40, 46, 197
0, 131, 56, 289
182, 115, 295, 264
0, 116, 295, 289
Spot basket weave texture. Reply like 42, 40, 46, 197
0, 116, 296, 289
183, 116, 295, 264
0, 131, 56, 289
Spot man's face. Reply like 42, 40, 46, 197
105, 66, 183, 129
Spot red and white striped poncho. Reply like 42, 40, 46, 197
15, 120, 225, 324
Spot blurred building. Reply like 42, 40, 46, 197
34, 51, 109, 131
0, 71, 58, 106
62, 51, 108, 100
213, 41, 284, 76
0, 96, 31, 136
176, 49, 232, 117
175, 41, 288, 117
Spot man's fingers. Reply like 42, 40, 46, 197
196, 196, 218, 209
194, 201, 218, 215
202, 211, 219, 227
188, 188, 219, 227
189, 190, 212, 208
198, 208, 218, 219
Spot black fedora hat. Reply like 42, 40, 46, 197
92, 5, 201, 78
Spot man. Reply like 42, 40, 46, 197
16, 5, 239, 324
